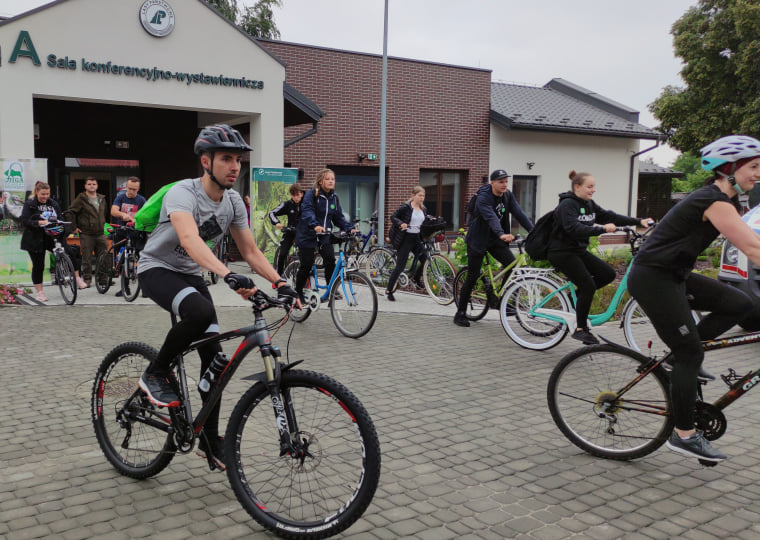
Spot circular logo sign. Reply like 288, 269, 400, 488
139, 0, 175, 38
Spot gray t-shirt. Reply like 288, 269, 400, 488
138, 178, 248, 275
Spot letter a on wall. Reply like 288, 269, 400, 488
9, 31, 41, 66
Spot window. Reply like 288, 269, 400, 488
419, 170, 463, 230
511, 175, 537, 232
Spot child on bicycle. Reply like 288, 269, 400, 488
455, 169, 534, 327
547, 170, 650, 345
385, 186, 428, 300
628, 135, 760, 463
136, 124, 298, 470
293, 168, 356, 303
268, 183, 304, 274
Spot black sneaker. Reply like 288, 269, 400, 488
453, 311, 470, 327
487, 294, 501, 309
660, 357, 716, 382
386, 290, 395, 301
571, 328, 600, 345
665, 430, 726, 462
115, 290, 123, 297
139, 372, 180, 408
197, 435, 226, 471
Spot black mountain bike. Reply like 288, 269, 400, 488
547, 332, 760, 466
94, 225, 145, 301
44, 220, 77, 305
91, 280, 381, 538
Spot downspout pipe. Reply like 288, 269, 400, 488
284, 122, 318, 148
628, 137, 661, 215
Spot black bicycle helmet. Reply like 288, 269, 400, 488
194, 124, 253, 155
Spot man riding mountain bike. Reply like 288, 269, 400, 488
136, 124, 298, 469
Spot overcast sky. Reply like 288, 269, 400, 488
4, 0, 699, 166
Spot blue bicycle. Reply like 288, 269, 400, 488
283, 231, 378, 338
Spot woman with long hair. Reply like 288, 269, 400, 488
385, 186, 427, 300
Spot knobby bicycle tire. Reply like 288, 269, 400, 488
423, 254, 456, 305
56, 252, 77, 305
94, 252, 112, 294
225, 369, 381, 539
91, 342, 176, 478
283, 260, 312, 323
452, 267, 489, 321
120, 252, 141, 302
330, 270, 378, 338
501, 277, 570, 350
547, 344, 672, 460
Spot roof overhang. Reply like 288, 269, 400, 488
490, 110, 661, 140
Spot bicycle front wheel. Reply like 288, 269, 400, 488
547, 344, 672, 460
452, 267, 489, 321
501, 277, 570, 350
94, 252, 112, 294
330, 271, 378, 338
364, 247, 395, 295
120, 252, 141, 302
283, 260, 312, 323
56, 252, 77, 305
225, 370, 381, 539
423, 254, 456, 305
91, 342, 176, 478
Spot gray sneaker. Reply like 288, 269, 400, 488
665, 430, 726, 462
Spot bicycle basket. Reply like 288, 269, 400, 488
420, 216, 446, 239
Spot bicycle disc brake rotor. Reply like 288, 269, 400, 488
694, 402, 727, 441
288, 431, 322, 473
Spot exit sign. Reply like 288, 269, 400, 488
367, 153, 378, 161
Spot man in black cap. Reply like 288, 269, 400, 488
454, 169, 533, 327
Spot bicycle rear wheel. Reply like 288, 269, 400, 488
423, 254, 456, 305
225, 369, 381, 539
547, 344, 672, 460
364, 247, 395, 295
452, 268, 489, 321
91, 342, 176, 478
56, 252, 77, 305
94, 252, 112, 294
330, 270, 378, 338
120, 252, 141, 302
283, 261, 312, 323
501, 277, 569, 350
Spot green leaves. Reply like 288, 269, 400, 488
206, 0, 282, 40
650, 0, 760, 154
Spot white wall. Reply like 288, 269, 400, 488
490, 126, 643, 217
0, 0, 285, 165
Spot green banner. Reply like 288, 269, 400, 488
251, 167, 298, 183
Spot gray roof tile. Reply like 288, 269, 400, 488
491, 80, 660, 139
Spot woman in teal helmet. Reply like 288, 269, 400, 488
628, 134, 760, 464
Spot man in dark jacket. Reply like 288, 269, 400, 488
68, 177, 108, 286
454, 169, 534, 327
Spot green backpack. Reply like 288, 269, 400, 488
133, 181, 179, 232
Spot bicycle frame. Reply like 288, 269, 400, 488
306, 248, 351, 302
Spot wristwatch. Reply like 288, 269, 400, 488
272, 278, 287, 289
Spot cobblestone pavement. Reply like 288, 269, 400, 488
2, 286, 760, 539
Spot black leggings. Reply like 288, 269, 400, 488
28, 245, 82, 285
457, 240, 515, 310
387, 232, 426, 292
139, 268, 223, 436
547, 250, 616, 329
295, 242, 336, 295
628, 265, 752, 430
275, 231, 296, 275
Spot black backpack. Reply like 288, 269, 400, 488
523, 210, 556, 261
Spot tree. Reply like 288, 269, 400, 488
670, 152, 711, 192
205, 0, 281, 40
649, 0, 760, 154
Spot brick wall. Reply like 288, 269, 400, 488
260, 40, 491, 235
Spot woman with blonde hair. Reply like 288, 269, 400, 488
385, 186, 427, 300
293, 169, 354, 302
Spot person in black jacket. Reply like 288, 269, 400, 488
386, 186, 427, 300
268, 184, 304, 274
454, 169, 534, 327
294, 169, 355, 301
548, 170, 651, 344
20, 182, 87, 301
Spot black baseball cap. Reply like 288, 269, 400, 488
490, 169, 510, 181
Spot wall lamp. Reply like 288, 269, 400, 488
526, 162, 535, 170
357, 153, 367, 163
